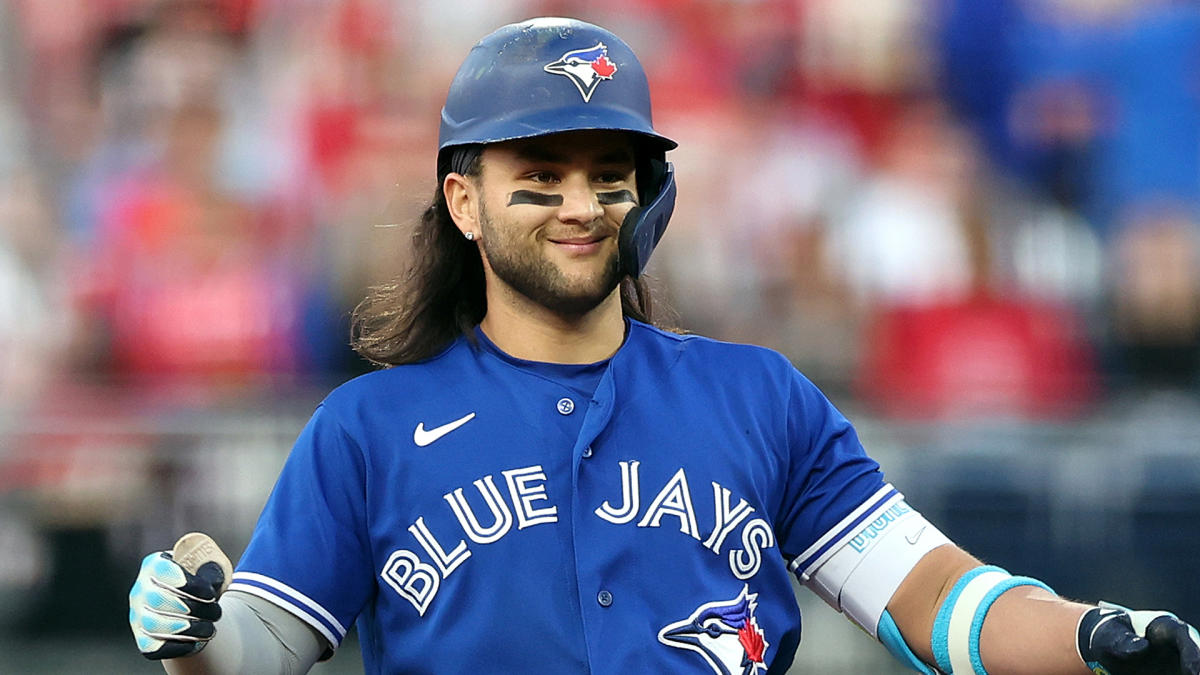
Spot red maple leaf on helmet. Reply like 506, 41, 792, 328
738, 619, 765, 663
591, 55, 617, 79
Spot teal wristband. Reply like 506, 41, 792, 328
967, 576, 1055, 675
931, 565, 1007, 673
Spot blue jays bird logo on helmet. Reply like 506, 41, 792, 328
659, 585, 770, 674
543, 42, 618, 102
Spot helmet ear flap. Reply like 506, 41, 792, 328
619, 159, 676, 279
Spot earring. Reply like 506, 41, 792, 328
464, 231, 475, 241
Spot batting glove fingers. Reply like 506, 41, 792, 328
1079, 602, 1200, 675
129, 552, 225, 660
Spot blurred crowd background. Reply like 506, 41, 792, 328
1, 0, 1200, 672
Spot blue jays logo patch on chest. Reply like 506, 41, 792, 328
659, 585, 769, 674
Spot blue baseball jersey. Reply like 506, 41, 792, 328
230, 320, 891, 674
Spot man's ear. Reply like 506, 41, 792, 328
444, 172, 478, 236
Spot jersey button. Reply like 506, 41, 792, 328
557, 398, 575, 415
582, 446, 593, 458
597, 590, 613, 607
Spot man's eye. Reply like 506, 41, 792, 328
596, 172, 628, 184
528, 171, 558, 184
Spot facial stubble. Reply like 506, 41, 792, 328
476, 198, 623, 317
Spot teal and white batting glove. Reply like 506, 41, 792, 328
128, 550, 225, 660
1078, 601, 1200, 675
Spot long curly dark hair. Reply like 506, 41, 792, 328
351, 146, 667, 367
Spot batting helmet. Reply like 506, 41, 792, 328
438, 17, 677, 278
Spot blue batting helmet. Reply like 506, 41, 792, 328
439, 17, 676, 158
438, 17, 677, 277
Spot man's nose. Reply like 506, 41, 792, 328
556, 177, 605, 224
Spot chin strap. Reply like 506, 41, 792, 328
618, 160, 676, 278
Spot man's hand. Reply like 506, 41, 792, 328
1078, 602, 1200, 675
129, 534, 230, 660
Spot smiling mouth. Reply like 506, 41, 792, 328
549, 235, 606, 246
546, 227, 614, 252
547, 237, 610, 259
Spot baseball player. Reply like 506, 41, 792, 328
129, 17, 1200, 675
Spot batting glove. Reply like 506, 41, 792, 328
128, 551, 225, 660
1078, 601, 1200, 675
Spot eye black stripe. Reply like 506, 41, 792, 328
508, 191, 563, 206
597, 190, 636, 205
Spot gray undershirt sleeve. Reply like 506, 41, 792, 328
162, 590, 329, 675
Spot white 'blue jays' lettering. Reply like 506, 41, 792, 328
381, 461, 777, 616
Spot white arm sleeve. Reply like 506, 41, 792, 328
163, 590, 329, 675
801, 497, 950, 637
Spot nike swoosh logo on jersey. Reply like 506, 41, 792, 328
413, 413, 476, 447
905, 526, 926, 546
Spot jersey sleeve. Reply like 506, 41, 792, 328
228, 404, 371, 650
772, 369, 893, 579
